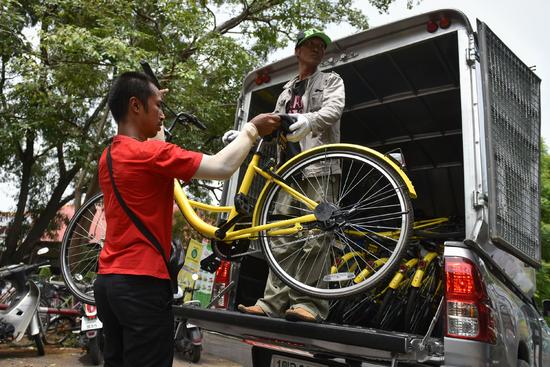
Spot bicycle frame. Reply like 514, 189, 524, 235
174, 140, 317, 242
411, 251, 439, 288
173, 141, 417, 243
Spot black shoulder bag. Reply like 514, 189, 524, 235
106, 145, 185, 294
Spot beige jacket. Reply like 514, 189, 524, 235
273, 70, 345, 176
273, 70, 345, 151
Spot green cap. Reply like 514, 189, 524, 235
295, 28, 331, 48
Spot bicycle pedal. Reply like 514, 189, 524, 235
200, 253, 221, 273
213, 240, 250, 260
234, 193, 254, 216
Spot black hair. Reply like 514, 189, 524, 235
108, 71, 155, 123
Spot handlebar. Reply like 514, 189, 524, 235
140, 60, 162, 89
262, 114, 297, 142
0, 261, 50, 279
139, 61, 207, 140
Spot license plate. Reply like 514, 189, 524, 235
270, 355, 327, 367
81, 316, 103, 331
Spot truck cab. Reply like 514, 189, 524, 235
175, 9, 550, 367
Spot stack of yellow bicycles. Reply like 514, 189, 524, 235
327, 217, 463, 334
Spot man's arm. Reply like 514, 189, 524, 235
193, 114, 280, 180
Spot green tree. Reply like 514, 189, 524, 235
0, 0, 405, 264
541, 141, 550, 261
535, 141, 550, 321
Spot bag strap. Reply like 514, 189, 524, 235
106, 145, 171, 272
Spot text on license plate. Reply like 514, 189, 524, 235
270, 355, 327, 367
81, 316, 103, 331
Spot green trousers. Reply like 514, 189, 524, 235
256, 175, 340, 320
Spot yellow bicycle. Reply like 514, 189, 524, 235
404, 246, 443, 334
326, 217, 450, 285
60, 74, 416, 306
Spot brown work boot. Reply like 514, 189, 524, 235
237, 304, 266, 316
284, 307, 319, 323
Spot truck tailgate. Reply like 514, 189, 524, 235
174, 306, 444, 364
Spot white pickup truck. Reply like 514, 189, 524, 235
175, 9, 550, 367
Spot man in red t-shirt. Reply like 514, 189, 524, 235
94, 71, 279, 367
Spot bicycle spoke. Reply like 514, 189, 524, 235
297, 239, 323, 288
341, 184, 398, 213
337, 159, 376, 205
345, 222, 400, 242
316, 239, 333, 288
274, 240, 308, 266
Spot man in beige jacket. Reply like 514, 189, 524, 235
227, 29, 345, 322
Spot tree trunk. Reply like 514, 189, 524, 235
1, 131, 35, 265
13, 166, 80, 264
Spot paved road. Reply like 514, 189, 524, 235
0, 332, 250, 367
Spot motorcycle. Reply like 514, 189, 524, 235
0, 261, 49, 355
173, 285, 203, 363
80, 302, 104, 365
34, 277, 103, 364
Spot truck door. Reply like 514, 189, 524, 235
477, 20, 542, 268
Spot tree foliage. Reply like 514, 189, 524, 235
1, 0, 411, 264
535, 142, 550, 319
541, 141, 550, 261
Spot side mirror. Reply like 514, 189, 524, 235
543, 299, 550, 317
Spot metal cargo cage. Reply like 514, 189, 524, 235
478, 21, 541, 267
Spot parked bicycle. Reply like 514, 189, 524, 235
36, 276, 103, 364
36, 277, 80, 345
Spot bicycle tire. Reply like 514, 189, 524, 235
372, 288, 394, 327
377, 276, 413, 330
255, 145, 413, 299
60, 192, 105, 304
405, 261, 441, 334
43, 315, 77, 345
190, 345, 202, 363
404, 286, 419, 331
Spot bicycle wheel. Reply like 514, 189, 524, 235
373, 288, 398, 328
60, 192, 105, 304
405, 260, 442, 334
255, 145, 413, 299
43, 315, 77, 345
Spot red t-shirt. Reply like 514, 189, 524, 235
98, 135, 203, 279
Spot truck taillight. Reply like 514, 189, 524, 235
211, 260, 231, 309
445, 257, 495, 343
